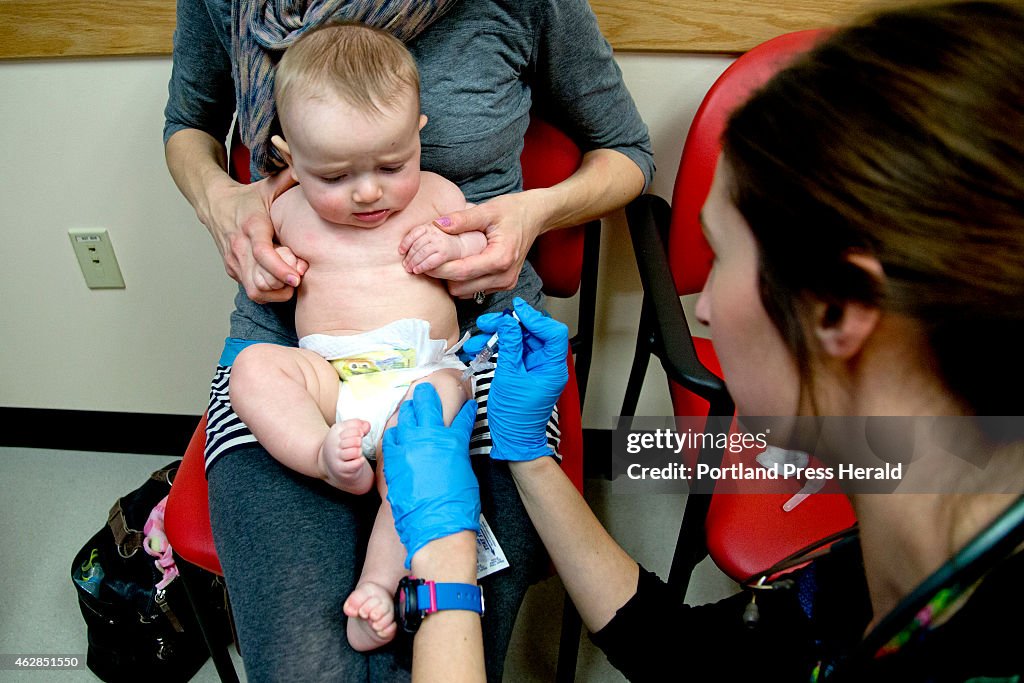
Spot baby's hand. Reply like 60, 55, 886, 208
252, 246, 306, 292
400, 223, 468, 275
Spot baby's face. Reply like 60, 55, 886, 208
281, 91, 424, 228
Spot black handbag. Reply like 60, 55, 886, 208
71, 461, 232, 682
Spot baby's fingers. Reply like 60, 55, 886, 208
410, 250, 449, 275
251, 265, 285, 291
399, 223, 430, 255
403, 239, 439, 273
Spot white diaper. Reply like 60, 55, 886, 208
299, 318, 469, 458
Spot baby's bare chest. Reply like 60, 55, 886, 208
281, 206, 453, 337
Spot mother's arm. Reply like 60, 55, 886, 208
425, 150, 645, 297
165, 129, 303, 303
162, 0, 303, 303
424, 0, 653, 297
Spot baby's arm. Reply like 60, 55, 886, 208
400, 174, 484, 276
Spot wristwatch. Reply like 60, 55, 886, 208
395, 576, 485, 633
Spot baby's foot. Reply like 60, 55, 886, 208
343, 581, 397, 651
318, 420, 373, 494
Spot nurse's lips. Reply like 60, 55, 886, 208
352, 209, 389, 222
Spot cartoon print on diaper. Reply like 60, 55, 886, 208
299, 319, 470, 458
330, 348, 417, 380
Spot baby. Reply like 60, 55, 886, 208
228, 22, 486, 651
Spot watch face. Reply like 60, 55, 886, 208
396, 577, 422, 633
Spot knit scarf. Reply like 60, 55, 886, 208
232, 0, 460, 179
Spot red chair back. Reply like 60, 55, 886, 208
522, 119, 587, 299
668, 29, 827, 296
666, 29, 856, 582
165, 413, 221, 574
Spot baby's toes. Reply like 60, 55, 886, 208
370, 602, 395, 631
358, 595, 382, 620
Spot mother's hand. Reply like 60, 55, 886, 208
382, 384, 481, 568
204, 170, 307, 303
426, 193, 545, 297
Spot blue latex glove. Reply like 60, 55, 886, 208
382, 384, 480, 569
460, 306, 553, 359
477, 297, 569, 461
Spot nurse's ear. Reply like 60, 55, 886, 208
813, 253, 883, 360
271, 135, 297, 182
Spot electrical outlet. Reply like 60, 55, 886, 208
69, 228, 125, 289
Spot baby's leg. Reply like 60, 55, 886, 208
229, 344, 373, 494
344, 369, 473, 651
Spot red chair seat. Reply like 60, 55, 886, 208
706, 489, 855, 581
165, 413, 222, 575
670, 339, 856, 582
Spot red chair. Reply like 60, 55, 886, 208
620, 30, 856, 597
166, 117, 598, 681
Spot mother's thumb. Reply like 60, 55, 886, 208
435, 205, 486, 235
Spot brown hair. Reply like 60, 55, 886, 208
274, 22, 420, 121
723, 1, 1024, 415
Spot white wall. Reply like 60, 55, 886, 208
0, 52, 732, 425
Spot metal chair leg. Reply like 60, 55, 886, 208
621, 299, 656, 420
176, 556, 239, 683
555, 588, 583, 683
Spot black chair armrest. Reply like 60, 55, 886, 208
625, 194, 733, 416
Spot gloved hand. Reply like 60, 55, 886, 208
382, 383, 481, 569
477, 297, 569, 461
459, 304, 551, 360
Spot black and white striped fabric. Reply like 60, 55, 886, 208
467, 359, 561, 459
204, 353, 561, 472
204, 364, 256, 469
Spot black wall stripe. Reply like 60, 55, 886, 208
1, 408, 613, 478
1, 408, 202, 456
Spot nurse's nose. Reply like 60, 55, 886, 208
694, 284, 711, 327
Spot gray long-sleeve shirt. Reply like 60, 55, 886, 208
164, 0, 653, 197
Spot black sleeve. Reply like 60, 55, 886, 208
590, 566, 820, 682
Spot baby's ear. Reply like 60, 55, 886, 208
418, 114, 428, 131
270, 135, 297, 181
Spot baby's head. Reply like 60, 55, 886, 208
273, 23, 425, 228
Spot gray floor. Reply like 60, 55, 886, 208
0, 447, 738, 682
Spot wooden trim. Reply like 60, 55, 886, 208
0, 0, 879, 61
590, 0, 878, 53
0, 1, 175, 60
